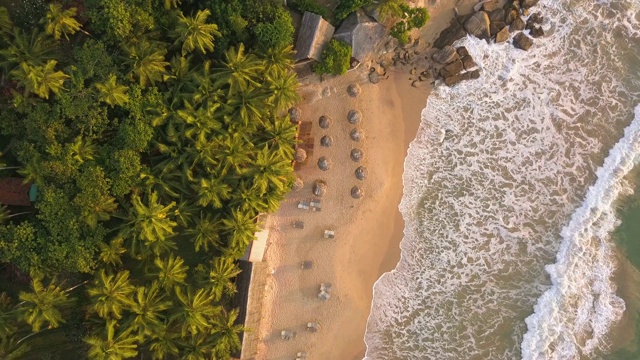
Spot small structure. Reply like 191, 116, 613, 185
319, 115, 331, 129
350, 128, 364, 142
295, 12, 335, 63
307, 322, 319, 332
318, 157, 332, 171
298, 201, 310, 210
323, 230, 335, 239
292, 220, 305, 229
351, 186, 364, 199
320, 135, 333, 147
333, 9, 386, 63
297, 352, 308, 360
347, 110, 362, 124
242, 214, 270, 263
281, 330, 296, 340
351, 148, 364, 162
294, 148, 307, 163
312, 180, 327, 197
355, 166, 368, 180
0, 178, 35, 206
310, 199, 322, 211
301, 260, 313, 269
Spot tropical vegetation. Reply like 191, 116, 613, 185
0, 0, 299, 358
314, 39, 352, 76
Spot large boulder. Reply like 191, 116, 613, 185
444, 69, 481, 86
432, 46, 459, 64
521, 0, 540, 9
513, 32, 533, 50
526, 12, 543, 30
505, 9, 518, 25
529, 25, 544, 38
457, 46, 469, 57
434, 21, 467, 49
495, 27, 510, 43
461, 56, 477, 70
510, 16, 525, 32
464, 11, 491, 40
489, 9, 506, 36
439, 59, 464, 78
483, 1, 497, 12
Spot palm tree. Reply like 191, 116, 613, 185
177, 101, 222, 144
69, 135, 97, 163
249, 145, 293, 195
42, 3, 83, 40
84, 319, 139, 360
126, 191, 177, 244
221, 210, 258, 255
224, 86, 270, 128
95, 74, 130, 107
0, 335, 30, 360
0, 293, 16, 338
154, 255, 188, 292
186, 212, 221, 252
124, 39, 169, 87
179, 332, 215, 360
11, 60, 69, 99
87, 270, 135, 320
260, 44, 295, 75
214, 43, 264, 95
213, 133, 252, 177
128, 282, 172, 338
147, 320, 180, 359
258, 114, 297, 160
205, 257, 241, 301
211, 308, 244, 358
194, 177, 231, 209
18, 277, 71, 332
229, 180, 271, 214
98, 237, 127, 267
173, 9, 221, 56
17, 156, 45, 186
0, 205, 31, 224
171, 286, 220, 337
0, 28, 57, 71
165, 55, 197, 109
264, 68, 299, 112
164, 0, 181, 9
0, 6, 12, 35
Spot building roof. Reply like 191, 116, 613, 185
333, 9, 387, 62
0, 178, 32, 206
294, 12, 335, 62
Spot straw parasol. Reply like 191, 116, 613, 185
350, 128, 364, 142
289, 107, 302, 122
312, 180, 328, 197
318, 157, 332, 170
347, 109, 362, 124
320, 135, 333, 147
355, 166, 368, 180
294, 148, 307, 162
347, 83, 361, 97
351, 148, 364, 162
292, 177, 304, 191
319, 115, 331, 129
351, 186, 364, 199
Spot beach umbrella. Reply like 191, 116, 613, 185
351, 186, 364, 199
294, 148, 307, 162
289, 107, 301, 122
320, 135, 333, 147
355, 166, 368, 180
350, 128, 364, 142
292, 177, 304, 191
347, 109, 361, 124
318, 157, 332, 171
312, 180, 327, 197
319, 115, 331, 129
351, 148, 364, 162
347, 83, 361, 97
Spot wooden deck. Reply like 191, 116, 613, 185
294, 121, 314, 170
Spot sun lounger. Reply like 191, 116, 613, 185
297, 201, 310, 210
320, 283, 332, 292
296, 352, 307, 360
323, 230, 334, 239
310, 199, 322, 211
318, 291, 330, 301
292, 220, 304, 229
281, 330, 295, 340
307, 322, 319, 332
301, 260, 313, 269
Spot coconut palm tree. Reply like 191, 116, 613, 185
84, 319, 139, 360
171, 286, 220, 337
179, 331, 215, 360
224, 86, 270, 128
186, 212, 221, 252
17, 156, 45, 186
213, 133, 252, 177
211, 308, 244, 358
205, 257, 241, 301
0, 205, 31, 225
69, 135, 97, 163
154, 255, 188, 292
0, 335, 30, 360
126, 191, 177, 244
95, 74, 130, 107
249, 145, 293, 195
124, 39, 169, 87
98, 237, 127, 267
214, 43, 264, 95
0, 28, 57, 71
128, 281, 172, 338
11, 60, 69, 99
258, 114, 297, 160
87, 270, 135, 320
42, 3, 83, 40
147, 320, 180, 359
18, 277, 71, 332
193, 177, 231, 209
165, 55, 197, 109
173, 9, 221, 56
221, 210, 258, 255
0, 6, 12, 36
228, 180, 271, 214
264, 68, 299, 112
0, 293, 16, 338
260, 44, 295, 75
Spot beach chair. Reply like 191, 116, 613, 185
297, 201, 310, 210
318, 291, 330, 301
296, 352, 307, 360
292, 220, 304, 229
281, 330, 296, 340
310, 199, 322, 211
323, 230, 335, 239
320, 283, 332, 293
306, 322, 319, 332
301, 260, 313, 269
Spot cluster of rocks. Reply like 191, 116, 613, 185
431, 45, 480, 86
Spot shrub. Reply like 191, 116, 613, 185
289, 0, 329, 19
254, 8, 295, 49
334, 0, 372, 22
314, 39, 351, 76
388, 3, 429, 44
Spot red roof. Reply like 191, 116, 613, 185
0, 178, 32, 206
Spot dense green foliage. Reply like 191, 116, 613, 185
0, 1, 299, 358
289, 0, 329, 19
334, 0, 373, 22
387, 2, 430, 44
314, 39, 352, 76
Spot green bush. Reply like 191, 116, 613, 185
334, 0, 373, 22
253, 7, 295, 49
290, 0, 329, 19
388, 3, 430, 44
314, 39, 352, 76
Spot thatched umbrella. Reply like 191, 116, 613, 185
288, 107, 302, 122
347, 110, 362, 124
320, 135, 333, 147
350, 128, 364, 142
318, 157, 332, 171
351, 186, 364, 199
351, 148, 364, 162
294, 148, 307, 162
355, 166, 368, 180
347, 83, 361, 97
292, 177, 304, 191
319, 115, 331, 129
312, 180, 327, 197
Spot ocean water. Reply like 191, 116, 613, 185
364, 0, 640, 359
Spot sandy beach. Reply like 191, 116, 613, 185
241, 1, 475, 359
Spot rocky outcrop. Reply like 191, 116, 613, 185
529, 26, 544, 38
439, 59, 464, 78
513, 32, 533, 50
495, 27, 510, 43
521, 0, 540, 9
432, 46, 459, 64
457, 46, 469, 57
510, 16, 526, 32
433, 21, 467, 49
464, 11, 491, 40
461, 56, 477, 70
444, 70, 481, 86
488, 9, 506, 36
